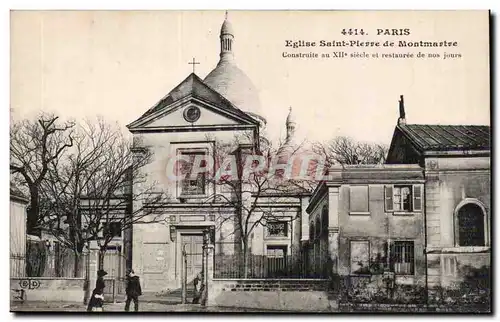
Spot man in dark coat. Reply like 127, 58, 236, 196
87, 269, 107, 312
124, 269, 142, 312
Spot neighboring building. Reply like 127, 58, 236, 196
10, 183, 29, 277
386, 101, 491, 295
306, 165, 426, 300
305, 96, 491, 302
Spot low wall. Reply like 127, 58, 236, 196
208, 279, 335, 311
10, 278, 87, 303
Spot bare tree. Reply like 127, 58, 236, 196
41, 118, 169, 272
10, 113, 75, 235
312, 136, 389, 166
197, 133, 312, 277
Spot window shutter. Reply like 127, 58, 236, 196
385, 185, 394, 212
413, 185, 422, 212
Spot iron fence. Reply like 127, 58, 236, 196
14, 246, 88, 278
214, 242, 313, 279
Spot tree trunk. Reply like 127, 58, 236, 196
27, 186, 40, 236
73, 251, 81, 278
98, 248, 106, 271
242, 239, 249, 279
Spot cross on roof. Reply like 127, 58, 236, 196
188, 57, 200, 73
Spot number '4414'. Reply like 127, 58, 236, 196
341, 29, 366, 36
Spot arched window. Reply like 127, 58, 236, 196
321, 205, 329, 236
456, 202, 486, 247
315, 217, 321, 240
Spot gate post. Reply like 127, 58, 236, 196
203, 243, 214, 306
181, 245, 187, 304
86, 241, 99, 304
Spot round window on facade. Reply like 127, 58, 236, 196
183, 106, 201, 123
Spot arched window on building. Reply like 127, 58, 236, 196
321, 205, 329, 237
456, 202, 487, 247
315, 217, 321, 241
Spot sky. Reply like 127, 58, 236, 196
10, 10, 490, 146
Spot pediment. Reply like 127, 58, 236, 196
127, 73, 258, 132
146, 101, 242, 128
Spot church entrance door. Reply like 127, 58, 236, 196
181, 233, 204, 282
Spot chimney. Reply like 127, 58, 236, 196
398, 95, 406, 126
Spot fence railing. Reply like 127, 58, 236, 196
13, 242, 88, 278
103, 278, 127, 303
214, 244, 314, 279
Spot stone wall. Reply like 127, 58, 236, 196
208, 279, 334, 311
10, 278, 86, 303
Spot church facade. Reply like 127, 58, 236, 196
126, 15, 306, 292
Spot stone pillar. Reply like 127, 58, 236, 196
327, 186, 341, 308
327, 186, 340, 274
204, 244, 215, 307
87, 241, 100, 302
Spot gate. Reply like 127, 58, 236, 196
180, 233, 210, 304
102, 247, 126, 303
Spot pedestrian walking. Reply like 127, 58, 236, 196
124, 269, 142, 312
87, 269, 107, 312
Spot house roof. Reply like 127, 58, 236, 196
128, 73, 258, 128
398, 124, 490, 151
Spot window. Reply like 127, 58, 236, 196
457, 203, 485, 247
104, 222, 122, 238
394, 186, 412, 211
349, 185, 369, 213
179, 151, 207, 196
267, 221, 288, 237
315, 218, 321, 240
392, 241, 414, 275
321, 206, 329, 234
350, 241, 370, 274
385, 185, 422, 213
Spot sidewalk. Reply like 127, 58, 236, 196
10, 301, 273, 313
11, 301, 202, 312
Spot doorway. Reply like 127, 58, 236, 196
181, 233, 204, 281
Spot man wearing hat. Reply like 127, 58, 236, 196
124, 269, 142, 312
87, 269, 107, 312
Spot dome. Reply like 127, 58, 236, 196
220, 19, 234, 35
203, 13, 266, 124
204, 62, 263, 121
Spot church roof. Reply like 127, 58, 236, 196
204, 62, 263, 122
397, 124, 490, 151
130, 73, 258, 126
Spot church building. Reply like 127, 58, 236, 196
126, 14, 306, 292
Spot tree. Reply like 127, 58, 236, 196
312, 136, 389, 166
197, 133, 312, 278
40, 118, 170, 273
10, 113, 75, 235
